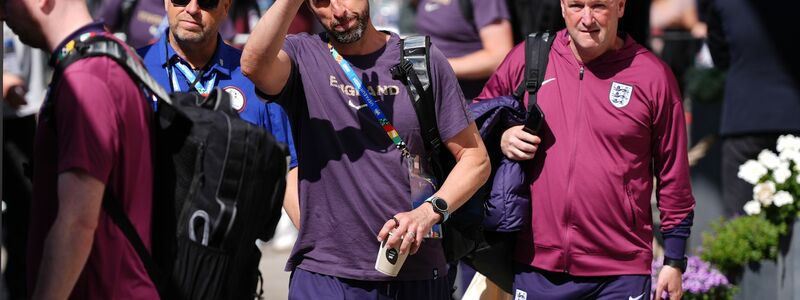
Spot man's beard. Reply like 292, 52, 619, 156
326, 12, 369, 44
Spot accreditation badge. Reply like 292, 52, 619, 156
224, 86, 246, 113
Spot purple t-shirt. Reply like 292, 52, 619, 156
415, 0, 510, 99
28, 45, 157, 299
269, 32, 471, 281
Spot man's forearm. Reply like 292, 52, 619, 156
448, 21, 513, 80
31, 171, 105, 300
31, 218, 96, 300
436, 123, 491, 211
240, 0, 304, 92
449, 50, 505, 80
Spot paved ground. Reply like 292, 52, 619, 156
257, 243, 292, 300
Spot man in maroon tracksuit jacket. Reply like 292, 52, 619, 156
476, 0, 695, 299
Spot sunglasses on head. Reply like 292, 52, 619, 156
170, 0, 220, 10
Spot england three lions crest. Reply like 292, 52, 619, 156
223, 86, 246, 112
609, 82, 633, 108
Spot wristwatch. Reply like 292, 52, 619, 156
424, 196, 450, 224
663, 257, 688, 273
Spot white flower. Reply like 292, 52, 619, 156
738, 160, 768, 185
779, 149, 800, 166
777, 135, 800, 156
774, 163, 792, 184
744, 200, 762, 215
758, 149, 782, 170
773, 191, 794, 207
753, 181, 776, 206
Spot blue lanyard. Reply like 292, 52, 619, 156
170, 60, 217, 96
328, 43, 410, 158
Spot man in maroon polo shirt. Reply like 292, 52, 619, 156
2, 0, 158, 299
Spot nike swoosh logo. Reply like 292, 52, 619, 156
348, 100, 366, 110
629, 293, 645, 300
542, 78, 556, 86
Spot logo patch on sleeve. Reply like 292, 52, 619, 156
609, 82, 633, 108
223, 86, 246, 112
515, 289, 527, 300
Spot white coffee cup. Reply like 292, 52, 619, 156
374, 233, 409, 277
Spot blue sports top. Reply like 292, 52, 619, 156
138, 31, 297, 168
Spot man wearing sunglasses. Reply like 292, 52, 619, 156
241, 0, 491, 298
137, 0, 298, 169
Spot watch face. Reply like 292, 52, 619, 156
433, 198, 448, 211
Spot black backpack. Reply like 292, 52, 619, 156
49, 33, 287, 300
391, 33, 554, 291
391, 35, 485, 263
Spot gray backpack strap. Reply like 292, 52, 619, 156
67, 36, 172, 104
390, 35, 452, 186
400, 35, 432, 101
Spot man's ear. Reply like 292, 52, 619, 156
617, 0, 626, 18
39, 0, 55, 14
221, 0, 232, 15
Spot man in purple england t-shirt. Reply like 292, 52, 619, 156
3, 0, 158, 299
241, 0, 490, 298
415, 0, 514, 100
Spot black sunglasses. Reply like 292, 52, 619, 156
171, 0, 220, 10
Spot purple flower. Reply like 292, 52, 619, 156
651, 256, 732, 296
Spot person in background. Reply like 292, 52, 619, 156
414, 0, 514, 101
2, 0, 159, 298
475, 0, 696, 299
704, 0, 800, 218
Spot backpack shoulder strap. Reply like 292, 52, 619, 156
55, 33, 172, 105
512, 31, 556, 111
458, 0, 474, 25
391, 35, 451, 186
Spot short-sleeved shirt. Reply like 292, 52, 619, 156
138, 32, 297, 167
27, 24, 158, 299
267, 32, 471, 281
415, 0, 510, 99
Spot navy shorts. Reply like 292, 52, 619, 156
513, 264, 651, 300
288, 268, 450, 300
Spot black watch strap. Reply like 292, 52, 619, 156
664, 257, 688, 273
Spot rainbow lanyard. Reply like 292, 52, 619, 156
328, 43, 410, 158
170, 59, 217, 96
54, 32, 105, 65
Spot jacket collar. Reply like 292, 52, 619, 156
156, 29, 233, 78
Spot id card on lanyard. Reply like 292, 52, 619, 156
164, 37, 217, 97
328, 42, 442, 239
170, 60, 217, 96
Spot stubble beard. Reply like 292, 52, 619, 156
326, 12, 369, 44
